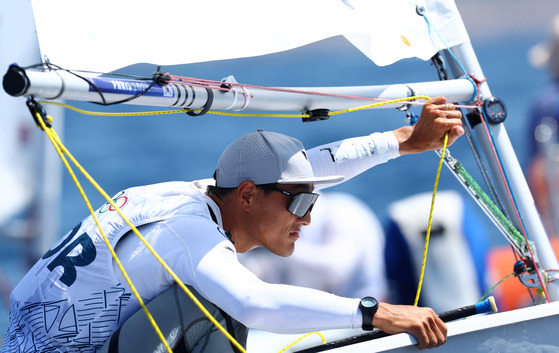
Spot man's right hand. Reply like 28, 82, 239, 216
372, 302, 447, 350
394, 96, 464, 156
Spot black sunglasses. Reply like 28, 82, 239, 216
273, 186, 319, 218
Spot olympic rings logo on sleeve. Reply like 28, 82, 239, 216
99, 191, 128, 213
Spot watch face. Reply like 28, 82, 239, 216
362, 297, 378, 308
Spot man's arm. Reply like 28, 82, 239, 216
308, 96, 464, 190
372, 302, 447, 349
395, 96, 464, 155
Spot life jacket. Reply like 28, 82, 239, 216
3, 181, 209, 352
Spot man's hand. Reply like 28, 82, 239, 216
394, 96, 464, 155
372, 302, 447, 350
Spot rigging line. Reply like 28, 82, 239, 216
330, 95, 432, 115
422, 9, 511, 225
22, 62, 154, 81
421, 10, 507, 222
28, 62, 478, 111
171, 76, 404, 103
449, 157, 526, 250
422, 25, 506, 217
425, 29, 507, 222
39, 100, 307, 118
477, 115, 528, 238
414, 132, 449, 306
278, 332, 327, 353
421, 8, 551, 301
33, 63, 479, 110
39, 101, 190, 116
168, 74, 478, 109
170, 76, 230, 90
39, 96, 438, 119
43, 62, 109, 105
461, 119, 508, 219
478, 111, 551, 302
31, 104, 247, 352
477, 272, 515, 303
419, 10, 479, 101
31, 108, 173, 352
40, 62, 160, 106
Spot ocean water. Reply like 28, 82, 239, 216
2, 3, 559, 339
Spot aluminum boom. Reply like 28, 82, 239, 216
3, 65, 474, 112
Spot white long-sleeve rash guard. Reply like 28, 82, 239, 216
1, 132, 402, 353
115, 131, 400, 334
309, 131, 400, 191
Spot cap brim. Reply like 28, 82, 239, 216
277, 175, 344, 185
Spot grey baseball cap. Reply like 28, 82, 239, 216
215, 130, 344, 187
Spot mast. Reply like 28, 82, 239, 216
446, 42, 559, 301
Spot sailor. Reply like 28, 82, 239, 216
1, 96, 463, 353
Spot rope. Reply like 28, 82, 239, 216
277, 332, 327, 353
452, 161, 526, 248
477, 272, 515, 303
477, 110, 551, 302
421, 8, 551, 303
32, 109, 174, 352
40, 95, 442, 120
42, 95, 452, 310
414, 132, 449, 306
39, 101, 190, 116
35, 93, 502, 349
30, 104, 246, 353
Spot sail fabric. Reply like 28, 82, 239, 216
30, 0, 469, 73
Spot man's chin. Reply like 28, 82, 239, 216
273, 245, 295, 257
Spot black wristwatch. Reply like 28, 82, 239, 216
359, 296, 379, 331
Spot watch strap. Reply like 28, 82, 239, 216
359, 297, 378, 331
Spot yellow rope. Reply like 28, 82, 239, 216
33, 111, 174, 353
32, 109, 246, 353
413, 132, 449, 306
39, 95, 431, 119
277, 332, 327, 353
35, 93, 440, 350
39, 101, 189, 116
329, 95, 432, 116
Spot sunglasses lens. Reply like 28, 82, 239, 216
287, 193, 319, 217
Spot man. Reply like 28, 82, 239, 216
1, 97, 463, 353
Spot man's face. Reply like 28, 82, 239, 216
252, 183, 314, 257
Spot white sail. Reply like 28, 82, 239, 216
30, 0, 469, 73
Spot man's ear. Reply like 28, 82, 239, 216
236, 180, 257, 211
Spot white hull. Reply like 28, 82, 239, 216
247, 301, 559, 352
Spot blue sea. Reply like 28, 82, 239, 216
1, 19, 558, 338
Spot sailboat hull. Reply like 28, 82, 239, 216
246, 301, 559, 352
